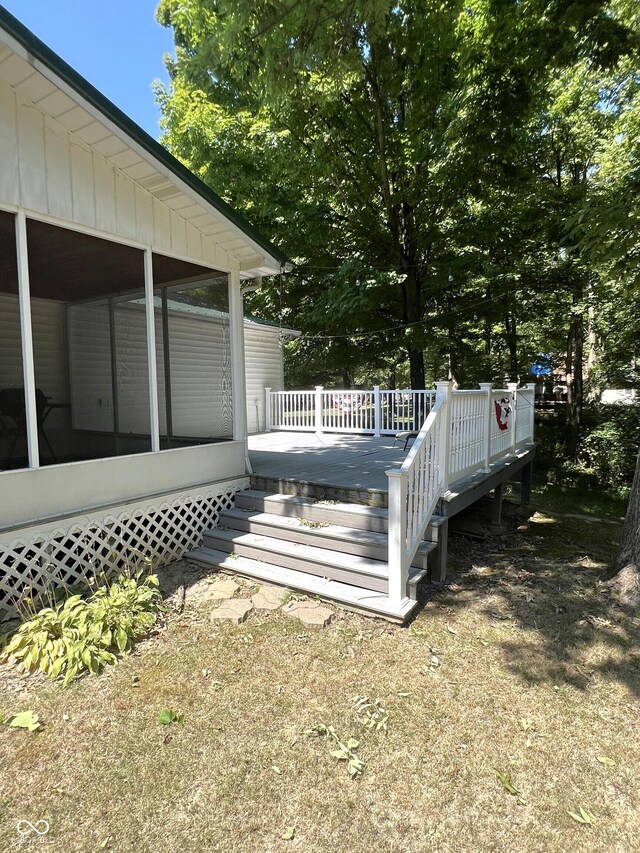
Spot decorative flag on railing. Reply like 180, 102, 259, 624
494, 396, 513, 431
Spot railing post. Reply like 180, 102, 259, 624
315, 385, 324, 434
507, 382, 518, 453
373, 385, 381, 437
479, 382, 492, 472
435, 381, 452, 492
264, 387, 272, 432
526, 382, 536, 442
386, 469, 408, 605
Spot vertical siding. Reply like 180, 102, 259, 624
0, 77, 232, 272
244, 326, 285, 433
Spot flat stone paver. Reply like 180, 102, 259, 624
251, 585, 287, 613
210, 599, 253, 625
196, 577, 240, 603
282, 600, 334, 630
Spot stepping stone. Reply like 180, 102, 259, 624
194, 577, 239, 603
282, 600, 334, 630
210, 599, 253, 625
251, 585, 287, 613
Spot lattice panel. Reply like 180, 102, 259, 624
0, 487, 238, 619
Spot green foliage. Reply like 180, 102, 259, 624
304, 723, 365, 778
158, 708, 184, 725
1, 573, 163, 686
579, 405, 640, 490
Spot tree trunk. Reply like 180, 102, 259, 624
504, 313, 518, 381
565, 307, 584, 458
606, 449, 640, 606
408, 348, 425, 390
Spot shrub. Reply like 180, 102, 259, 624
578, 404, 640, 491
1, 572, 163, 686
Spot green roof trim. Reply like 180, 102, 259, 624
0, 4, 289, 267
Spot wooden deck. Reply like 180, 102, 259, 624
248, 431, 408, 505
248, 431, 535, 515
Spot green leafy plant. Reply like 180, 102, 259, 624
568, 806, 596, 825
1, 572, 162, 686
158, 709, 184, 725
304, 724, 365, 778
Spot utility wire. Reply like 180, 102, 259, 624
293, 278, 524, 342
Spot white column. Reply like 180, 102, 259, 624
144, 248, 160, 453
386, 468, 408, 605
314, 385, 324, 433
15, 211, 39, 469
435, 381, 452, 492
373, 385, 381, 437
479, 382, 492, 472
264, 387, 272, 432
228, 266, 248, 442
507, 381, 518, 453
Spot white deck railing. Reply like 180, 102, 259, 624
264, 380, 535, 607
385, 381, 535, 605
265, 386, 437, 435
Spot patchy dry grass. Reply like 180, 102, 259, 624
1, 500, 638, 853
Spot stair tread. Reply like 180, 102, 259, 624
218, 508, 389, 547
236, 489, 389, 519
188, 547, 417, 620
203, 528, 390, 578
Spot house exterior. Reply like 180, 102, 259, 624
0, 8, 289, 617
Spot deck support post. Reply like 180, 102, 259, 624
314, 385, 324, 434
521, 460, 533, 505
386, 469, 408, 605
264, 387, 272, 432
432, 517, 449, 582
492, 481, 505, 527
435, 381, 453, 493
479, 382, 492, 473
507, 382, 518, 455
15, 210, 39, 469
373, 385, 381, 437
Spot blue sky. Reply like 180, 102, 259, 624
2, 1, 174, 138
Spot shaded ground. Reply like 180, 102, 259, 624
0, 495, 638, 853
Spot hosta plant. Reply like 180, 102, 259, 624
1, 572, 163, 686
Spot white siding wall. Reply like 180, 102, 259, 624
244, 326, 285, 433
0, 78, 231, 273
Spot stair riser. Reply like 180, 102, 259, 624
215, 514, 388, 562
234, 492, 389, 533
201, 533, 389, 593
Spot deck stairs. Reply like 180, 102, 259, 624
188, 489, 446, 620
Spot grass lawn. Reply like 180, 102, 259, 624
1, 495, 638, 852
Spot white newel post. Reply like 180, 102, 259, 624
373, 385, 381, 437
479, 382, 492, 473
315, 385, 324, 434
264, 387, 272, 432
435, 381, 452, 492
526, 382, 536, 442
386, 468, 408, 604
507, 382, 518, 453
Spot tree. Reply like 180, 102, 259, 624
156, 0, 629, 389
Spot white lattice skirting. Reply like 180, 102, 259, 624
0, 478, 247, 620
